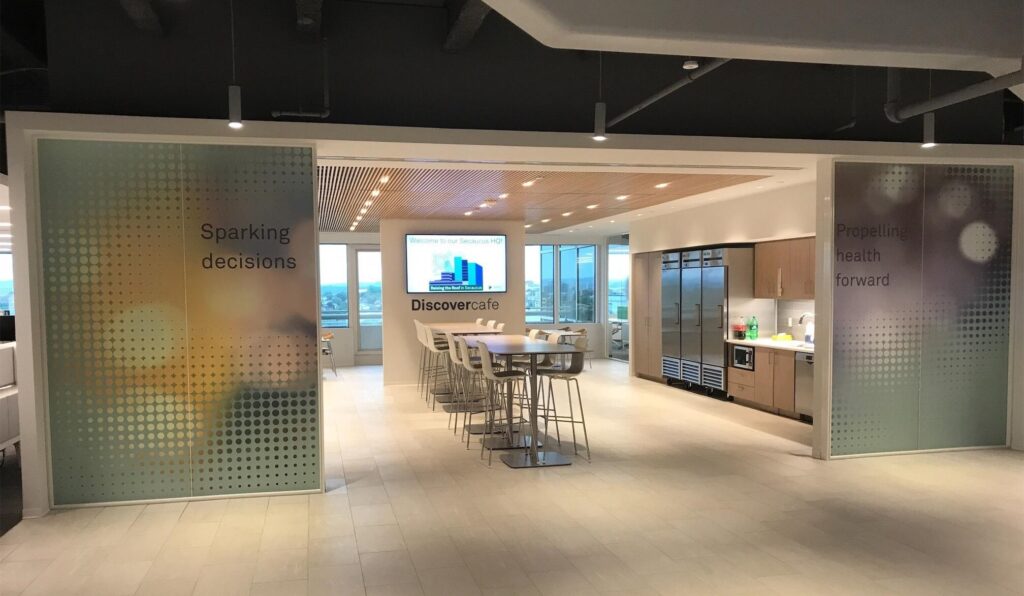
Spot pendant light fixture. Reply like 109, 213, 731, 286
227, 0, 243, 129
592, 52, 608, 141
921, 112, 936, 148
920, 71, 937, 148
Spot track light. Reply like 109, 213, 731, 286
228, 85, 243, 129
682, 59, 699, 70
592, 102, 608, 141
921, 112, 937, 149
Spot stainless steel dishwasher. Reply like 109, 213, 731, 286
794, 352, 814, 422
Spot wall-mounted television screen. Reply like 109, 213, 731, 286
406, 234, 507, 293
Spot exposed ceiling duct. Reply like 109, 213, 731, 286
444, 0, 492, 52
884, 63, 1024, 123
607, 58, 730, 129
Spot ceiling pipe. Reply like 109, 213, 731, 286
272, 39, 331, 119
884, 63, 1024, 123
607, 58, 730, 129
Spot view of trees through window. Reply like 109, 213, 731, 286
525, 245, 554, 323
608, 244, 629, 320
559, 245, 596, 323
0, 253, 14, 315
319, 244, 348, 327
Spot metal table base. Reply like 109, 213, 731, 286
500, 451, 573, 468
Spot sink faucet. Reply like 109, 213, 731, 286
798, 312, 815, 324
798, 313, 815, 344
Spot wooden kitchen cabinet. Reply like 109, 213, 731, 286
753, 347, 776, 407
771, 349, 795, 412
742, 347, 796, 414
632, 252, 662, 379
754, 237, 815, 300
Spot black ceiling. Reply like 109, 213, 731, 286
1, 0, 1021, 174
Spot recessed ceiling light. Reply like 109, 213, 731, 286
498, 193, 508, 199
541, 218, 551, 223
591, 134, 607, 142
655, 182, 670, 189
360, 208, 368, 214
609, 220, 616, 223
464, 211, 473, 216
356, 215, 362, 221
562, 212, 572, 217
586, 204, 598, 209
364, 200, 373, 206
370, 190, 381, 198
524, 224, 532, 229
636, 213, 644, 217
682, 59, 699, 70
522, 176, 543, 187
615, 195, 629, 201
351, 221, 358, 226
379, 175, 390, 184
349, 226, 356, 231
568, 230, 575, 233
480, 203, 489, 209
588, 225, 594, 228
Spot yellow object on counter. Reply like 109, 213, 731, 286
771, 333, 793, 341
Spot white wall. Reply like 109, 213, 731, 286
379, 219, 526, 385
629, 182, 817, 254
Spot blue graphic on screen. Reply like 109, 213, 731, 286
429, 256, 484, 291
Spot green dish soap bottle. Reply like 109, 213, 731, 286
746, 316, 759, 340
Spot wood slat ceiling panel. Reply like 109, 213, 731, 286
317, 166, 765, 233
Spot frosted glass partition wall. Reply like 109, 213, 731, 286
831, 162, 1013, 456
37, 140, 320, 505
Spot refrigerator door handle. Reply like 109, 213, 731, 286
718, 304, 724, 329
675, 301, 680, 326
695, 304, 702, 326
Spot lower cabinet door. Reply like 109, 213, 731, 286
772, 350, 796, 412
753, 348, 775, 407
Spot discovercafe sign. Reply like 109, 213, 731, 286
411, 298, 500, 312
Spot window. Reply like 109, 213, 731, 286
0, 253, 13, 315
319, 244, 348, 328
357, 250, 383, 351
607, 244, 629, 320
558, 244, 596, 323
525, 245, 555, 323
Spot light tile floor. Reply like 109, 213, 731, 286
2, 361, 1023, 595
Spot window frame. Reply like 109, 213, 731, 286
525, 242, 598, 325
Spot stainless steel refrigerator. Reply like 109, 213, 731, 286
661, 247, 754, 392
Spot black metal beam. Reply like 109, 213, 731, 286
444, 0, 491, 52
296, 0, 324, 34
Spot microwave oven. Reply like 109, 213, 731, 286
732, 345, 754, 370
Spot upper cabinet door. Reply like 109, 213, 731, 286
754, 241, 784, 298
782, 237, 815, 300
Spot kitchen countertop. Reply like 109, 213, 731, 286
727, 337, 814, 354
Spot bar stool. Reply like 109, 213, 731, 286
442, 333, 490, 436
476, 342, 528, 466
475, 318, 484, 325
537, 336, 591, 461
421, 325, 452, 409
486, 320, 497, 329
321, 332, 337, 376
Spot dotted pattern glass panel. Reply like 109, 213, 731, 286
38, 140, 319, 505
39, 140, 192, 504
919, 165, 1012, 449
180, 145, 320, 495
832, 162, 1012, 456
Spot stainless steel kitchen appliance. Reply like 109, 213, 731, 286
731, 345, 754, 370
662, 246, 755, 393
795, 352, 814, 422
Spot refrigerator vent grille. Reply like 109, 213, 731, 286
701, 365, 725, 391
681, 360, 701, 384
661, 357, 681, 379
